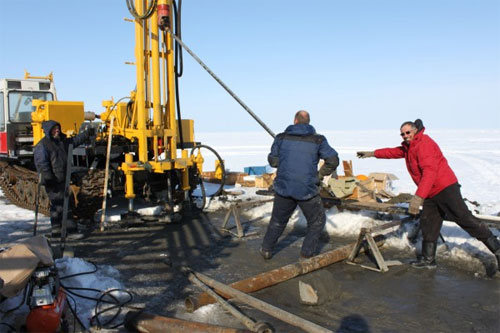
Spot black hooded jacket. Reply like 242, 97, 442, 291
33, 120, 90, 185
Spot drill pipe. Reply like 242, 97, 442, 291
190, 270, 333, 333
186, 237, 384, 312
124, 311, 251, 333
184, 268, 273, 333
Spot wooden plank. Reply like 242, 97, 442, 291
221, 207, 232, 230
233, 206, 244, 238
347, 229, 367, 262
369, 220, 402, 234
366, 233, 388, 272
343, 160, 353, 177
339, 200, 408, 214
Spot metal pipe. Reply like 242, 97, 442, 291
151, 8, 162, 162
188, 269, 333, 333
184, 268, 272, 333
100, 116, 115, 232
134, 0, 148, 162
134, 0, 146, 130
165, 12, 177, 160
166, 28, 276, 139
124, 311, 252, 333
33, 173, 42, 236
186, 237, 384, 312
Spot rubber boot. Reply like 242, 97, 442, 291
482, 236, 500, 272
259, 247, 272, 260
411, 241, 437, 269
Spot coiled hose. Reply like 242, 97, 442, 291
191, 144, 226, 210
126, 0, 157, 20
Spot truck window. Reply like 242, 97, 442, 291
0, 92, 4, 131
8, 91, 53, 123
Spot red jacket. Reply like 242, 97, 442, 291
374, 129, 457, 198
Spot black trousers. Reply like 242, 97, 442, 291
261, 194, 326, 257
420, 183, 492, 242
44, 182, 66, 237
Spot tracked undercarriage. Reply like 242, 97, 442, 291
0, 161, 104, 221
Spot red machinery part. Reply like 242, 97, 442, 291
26, 289, 67, 333
157, 2, 170, 30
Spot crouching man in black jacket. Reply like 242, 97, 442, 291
34, 120, 94, 254
260, 110, 339, 260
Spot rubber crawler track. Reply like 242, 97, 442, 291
0, 161, 104, 221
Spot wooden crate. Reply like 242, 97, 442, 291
255, 173, 276, 188
202, 171, 243, 185
347, 178, 376, 202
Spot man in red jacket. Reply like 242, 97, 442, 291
357, 120, 500, 272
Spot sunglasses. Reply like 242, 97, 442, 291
400, 131, 412, 137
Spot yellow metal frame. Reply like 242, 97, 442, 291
31, 100, 85, 145
97, 0, 201, 200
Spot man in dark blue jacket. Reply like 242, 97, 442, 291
34, 120, 93, 248
260, 110, 339, 259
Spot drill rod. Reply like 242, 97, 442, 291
166, 29, 276, 138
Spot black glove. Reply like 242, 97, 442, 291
40, 172, 55, 186
317, 172, 324, 183
87, 127, 96, 137
356, 151, 375, 158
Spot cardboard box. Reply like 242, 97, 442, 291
202, 171, 242, 185
235, 173, 255, 187
21, 235, 54, 267
327, 177, 357, 199
0, 244, 40, 297
369, 172, 398, 192
347, 178, 376, 202
255, 173, 276, 188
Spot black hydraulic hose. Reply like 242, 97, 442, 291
93, 289, 133, 329
199, 178, 207, 211
65, 293, 84, 332
173, 0, 183, 77
174, 73, 184, 149
126, 0, 157, 20
191, 144, 226, 204
59, 261, 140, 330
172, 1, 185, 148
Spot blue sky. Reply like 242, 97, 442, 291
1, 0, 499, 133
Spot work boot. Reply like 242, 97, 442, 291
259, 247, 272, 260
482, 236, 500, 272
66, 218, 77, 230
299, 252, 314, 262
411, 241, 437, 269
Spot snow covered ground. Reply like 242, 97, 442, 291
1, 129, 499, 330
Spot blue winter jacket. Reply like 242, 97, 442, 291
268, 124, 339, 200
34, 120, 90, 186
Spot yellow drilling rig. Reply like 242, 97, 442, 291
0, 0, 236, 221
